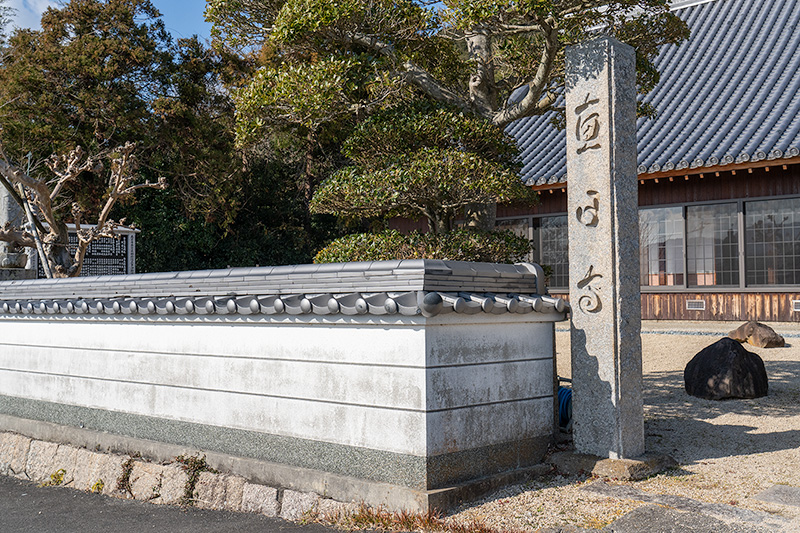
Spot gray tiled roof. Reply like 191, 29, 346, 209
510, 0, 800, 187
0, 260, 569, 318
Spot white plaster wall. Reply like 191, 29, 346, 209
0, 312, 556, 458
425, 315, 554, 454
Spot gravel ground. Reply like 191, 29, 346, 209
448, 321, 800, 531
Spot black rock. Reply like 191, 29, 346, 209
684, 338, 768, 400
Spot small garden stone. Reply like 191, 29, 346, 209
728, 321, 785, 348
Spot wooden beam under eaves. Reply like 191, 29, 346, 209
629, 155, 800, 182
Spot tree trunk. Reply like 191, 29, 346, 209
467, 30, 498, 117
43, 222, 75, 277
426, 211, 450, 235
302, 129, 317, 206
465, 202, 497, 232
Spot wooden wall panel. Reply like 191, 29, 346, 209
497, 189, 568, 218
389, 216, 428, 232
388, 165, 800, 322
638, 165, 800, 207
641, 293, 800, 322
529, 291, 800, 322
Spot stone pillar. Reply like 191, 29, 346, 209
0, 185, 33, 276
565, 36, 644, 459
0, 185, 24, 233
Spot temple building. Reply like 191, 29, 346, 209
498, 0, 800, 322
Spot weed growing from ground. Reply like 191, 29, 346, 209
42, 468, 66, 487
175, 454, 218, 506
116, 455, 138, 496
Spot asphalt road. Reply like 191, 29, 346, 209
0, 475, 337, 533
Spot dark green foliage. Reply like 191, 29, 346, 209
314, 229, 532, 264
212, 0, 687, 268
0, 0, 249, 230
209, 0, 689, 131
311, 102, 537, 235
0, 0, 172, 161
0, 0, 309, 274
127, 157, 342, 272
342, 101, 520, 169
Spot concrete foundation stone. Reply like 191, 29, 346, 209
0, 432, 31, 476
25, 440, 59, 483
549, 451, 676, 481
194, 471, 246, 511
317, 498, 359, 520
68, 448, 95, 489
241, 483, 280, 516
280, 489, 320, 520
129, 462, 188, 504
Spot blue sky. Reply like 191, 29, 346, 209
7, 0, 212, 39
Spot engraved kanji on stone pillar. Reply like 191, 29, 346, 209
566, 36, 644, 459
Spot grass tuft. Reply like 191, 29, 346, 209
315, 502, 529, 533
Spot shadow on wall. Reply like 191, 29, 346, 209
642, 360, 800, 462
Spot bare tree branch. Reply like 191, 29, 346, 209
0, 172, 48, 235
46, 146, 103, 201
491, 19, 560, 127
334, 30, 475, 115
401, 61, 473, 113
559, 0, 609, 18
0, 223, 35, 248
0, 140, 166, 277
0, 147, 60, 231
68, 142, 166, 276
497, 24, 546, 35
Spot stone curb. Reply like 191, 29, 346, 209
0, 431, 351, 520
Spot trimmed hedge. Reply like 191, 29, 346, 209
313, 229, 531, 264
